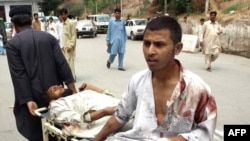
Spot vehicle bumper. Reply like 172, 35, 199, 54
97, 26, 108, 33
77, 31, 94, 36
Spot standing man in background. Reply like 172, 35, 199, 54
60, 8, 77, 81
197, 18, 205, 52
106, 8, 127, 71
180, 16, 192, 34
6, 6, 77, 141
31, 13, 41, 31
200, 11, 222, 72
47, 17, 58, 39
56, 14, 64, 49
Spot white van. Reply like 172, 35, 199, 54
88, 14, 110, 33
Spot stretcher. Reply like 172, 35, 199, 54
35, 107, 93, 141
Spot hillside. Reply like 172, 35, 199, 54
121, 0, 250, 23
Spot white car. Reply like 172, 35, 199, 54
125, 18, 147, 40
76, 20, 97, 38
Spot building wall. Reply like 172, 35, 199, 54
0, 1, 40, 22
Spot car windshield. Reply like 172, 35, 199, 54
79, 21, 92, 26
5, 23, 12, 29
97, 16, 110, 22
135, 20, 147, 25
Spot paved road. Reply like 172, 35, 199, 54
1, 34, 249, 140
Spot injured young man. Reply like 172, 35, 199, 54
44, 83, 129, 138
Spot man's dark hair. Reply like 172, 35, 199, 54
144, 16, 182, 46
210, 11, 217, 16
114, 8, 121, 13
33, 13, 38, 16
11, 15, 32, 26
59, 8, 68, 15
200, 18, 205, 22
42, 88, 73, 106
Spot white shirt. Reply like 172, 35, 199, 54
56, 21, 63, 48
49, 90, 120, 138
108, 60, 217, 141
47, 22, 58, 39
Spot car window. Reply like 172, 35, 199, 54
5, 23, 12, 29
135, 20, 147, 25
129, 21, 133, 26
79, 21, 92, 26
125, 21, 129, 26
96, 16, 110, 22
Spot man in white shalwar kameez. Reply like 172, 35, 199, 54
200, 11, 223, 72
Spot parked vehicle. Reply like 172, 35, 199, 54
76, 20, 97, 38
38, 12, 45, 21
125, 18, 147, 40
88, 14, 110, 33
44, 16, 59, 23
4, 22, 12, 41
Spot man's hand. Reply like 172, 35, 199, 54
66, 47, 72, 52
27, 101, 38, 116
200, 41, 204, 47
106, 42, 110, 47
78, 83, 87, 91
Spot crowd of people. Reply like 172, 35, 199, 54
5, 5, 219, 141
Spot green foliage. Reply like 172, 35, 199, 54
174, 0, 192, 15
152, 0, 192, 16
222, 3, 244, 14
38, 0, 63, 15
69, 5, 84, 16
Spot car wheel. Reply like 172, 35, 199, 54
131, 32, 136, 40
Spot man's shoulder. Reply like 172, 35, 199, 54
131, 69, 150, 81
183, 68, 211, 91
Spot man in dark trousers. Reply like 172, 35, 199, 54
6, 6, 77, 141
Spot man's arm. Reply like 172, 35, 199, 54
66, 81, 77, 94
88, 107, 115, 121
179, 95, 217, 141
94, 115, 123, 141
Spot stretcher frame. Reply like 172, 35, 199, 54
35, 107, 93, 141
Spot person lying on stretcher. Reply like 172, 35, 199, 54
43, 83, 133, 138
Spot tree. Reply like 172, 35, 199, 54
38, 0, 64, 15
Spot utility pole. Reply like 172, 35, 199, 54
121, 0, 123, 15
96, 1, 97, 14
139, 0, 140, 16
205, 0, 209, 14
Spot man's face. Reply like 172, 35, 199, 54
143, 29, 181, 72
61, 12, 68, 21
114, 12, 121, 20
58, 15, 63, 22
184, 17, 187, 23
47, 85, 65, 100
210, 13, 216, 22
34, 15, 38, 20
